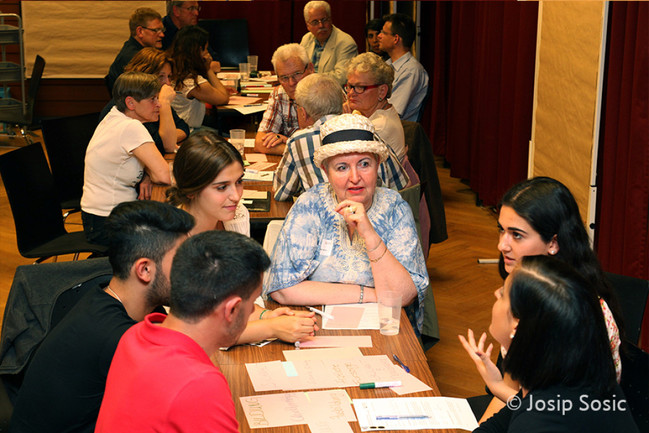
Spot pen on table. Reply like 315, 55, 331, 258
359, 381, 401, 389
244, 103, 262, 107
392, 354, 410, 373
375, 415, 430, 420
307, 306, 334, 320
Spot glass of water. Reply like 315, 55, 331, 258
247, 55, 258, 73
378, 290, 401, 336
229, 129, 246, 159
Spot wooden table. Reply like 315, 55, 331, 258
216, 305, 461, 433
151, 151, 292, 222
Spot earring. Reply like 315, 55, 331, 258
550, 250, 556, 255
510, 330, 516, 339
378, 97, 383, 102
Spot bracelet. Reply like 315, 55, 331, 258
259, 309, 268, 320
358, 285, 364, 304
366, 240, 383, 254
369, 244, 388, 263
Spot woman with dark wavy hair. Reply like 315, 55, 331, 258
167, 25, 229, 130
471, 256, 637, 433
461, 176, 624, 422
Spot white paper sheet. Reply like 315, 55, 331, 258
353, 397, 479, 431
243, 171, 274, 182
297, 335, 372, 348
323, 303, 380, 330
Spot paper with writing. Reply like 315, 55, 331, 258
240, 389, 355, 429
246, 354, 398, 391
353, 397, 479, 431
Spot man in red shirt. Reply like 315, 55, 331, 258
96, 231, 270, 432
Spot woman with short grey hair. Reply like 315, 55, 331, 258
345, 52, 406, 161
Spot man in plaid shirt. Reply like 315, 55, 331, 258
254, 44, 314, 155
274, 74, 409, 201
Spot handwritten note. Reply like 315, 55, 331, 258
240, 389, 356, 429
246, 354, 399, 391
245, 360, 286, 391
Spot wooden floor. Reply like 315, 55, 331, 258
0, 130, 502, 399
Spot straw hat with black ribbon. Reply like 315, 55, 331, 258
313, 113, 389, 167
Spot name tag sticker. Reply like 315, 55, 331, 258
320, 239, 334, 256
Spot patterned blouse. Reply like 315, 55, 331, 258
263, 183, 429, 333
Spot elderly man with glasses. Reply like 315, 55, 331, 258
161, 1, 200, 50
299, 0, 357, 86
254, 43, 315, 155
105, 8, 165, 94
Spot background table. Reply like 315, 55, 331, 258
215, 304, 463, 433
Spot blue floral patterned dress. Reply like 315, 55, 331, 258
264, 183, 429, 333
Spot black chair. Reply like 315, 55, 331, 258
403, 120, 448, 244
199, 19, 249, 68
41, 112, 99, 216
0, 143, 107, 263
620, 340, 649, 432
605, 272, 649, 345
0, 55, 45, 143
0, 258, 112, 404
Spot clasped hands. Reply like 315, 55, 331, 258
263, 307, 319, 343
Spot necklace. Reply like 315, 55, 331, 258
106, 285, 123, 304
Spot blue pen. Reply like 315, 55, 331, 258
376, 415, 430, 420
392, 354, 410, 373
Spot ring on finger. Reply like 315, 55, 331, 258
347, 205, 356, 214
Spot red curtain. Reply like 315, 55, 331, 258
200, 0, 366, 71
595, 2, 649, 349
419, 2, 538, 206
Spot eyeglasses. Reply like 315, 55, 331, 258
142, 26, 165, 34
182, 5, 201, 12
344, 83, 381, 94
307, 17, 330, 27
278, 65, 308, 83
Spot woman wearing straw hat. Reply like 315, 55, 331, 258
264, 114, 428, 334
